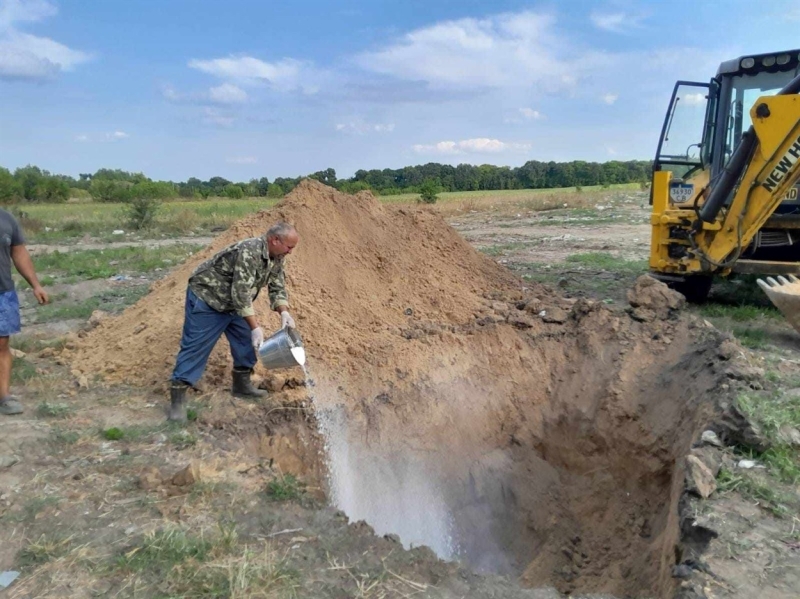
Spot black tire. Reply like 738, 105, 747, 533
669, 275, 713, 303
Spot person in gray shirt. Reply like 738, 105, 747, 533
0, 209, 48, 415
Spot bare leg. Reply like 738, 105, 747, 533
0, 336, 10, 398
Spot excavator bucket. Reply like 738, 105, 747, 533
757, 275, 800, 334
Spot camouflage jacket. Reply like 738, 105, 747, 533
188, 237, 289, 318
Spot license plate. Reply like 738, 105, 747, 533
670, 183, 694, 204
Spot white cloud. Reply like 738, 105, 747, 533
602, 93, 618, 105
0, 0, 57, 30
590, 12, 643, 33
226, 156, 257, 164
504, 107, 544, 124
74, 131, 129, 142
519, 107, 543, 120
335, 121, 395, 134
413, 137, 530, 155
0, 1, 90, 80
188, 55, 319, 93
161, 84, 181, 102
356, 11, 607, 93
202, 107, 234, 127
208, 82, 248, 104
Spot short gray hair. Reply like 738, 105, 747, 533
266, 222, 296, 240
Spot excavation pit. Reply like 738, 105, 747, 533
305, 302, 723, 598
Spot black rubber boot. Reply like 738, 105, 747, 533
168, 382, 188, 422
232, 368, 267, 399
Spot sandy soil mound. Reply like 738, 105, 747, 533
70, 179, 528, 390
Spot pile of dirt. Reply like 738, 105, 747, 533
70, 180, 729, 598
70, 180, 530, 391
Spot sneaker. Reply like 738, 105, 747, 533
0, 396, 24, 415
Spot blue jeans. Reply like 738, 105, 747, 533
171, 289, 256, 386
0, 291, 20, 337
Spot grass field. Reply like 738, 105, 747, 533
14, 184, 640, 244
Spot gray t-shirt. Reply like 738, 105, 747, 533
0, 210, 25, 292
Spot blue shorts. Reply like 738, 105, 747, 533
0, 291, 21, 337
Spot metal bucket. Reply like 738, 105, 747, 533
257, 327, 305, 370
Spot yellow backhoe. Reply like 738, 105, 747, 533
650, 48, 800, 327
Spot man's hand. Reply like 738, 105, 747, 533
251, 326, 264, 350
280, 311, 296, 330
32, 285, 49, 305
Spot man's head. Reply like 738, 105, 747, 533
266, 222, 299, 259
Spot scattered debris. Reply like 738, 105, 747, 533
0, 571, 20, 589
690, 446, 722, 477
700, 430, 724, 448
541, 307, 568, 324
686, 455, 717, 498
736, 459, 764, 470
171, 462, 201, 487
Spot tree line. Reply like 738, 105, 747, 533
0, 160, 653, 204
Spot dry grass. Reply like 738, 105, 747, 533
114, 525, 298, 598
326, 555, 430, 599
9, 538, 102, 598
435, 190, 599, 217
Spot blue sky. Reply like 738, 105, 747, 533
1, 0, 799, 181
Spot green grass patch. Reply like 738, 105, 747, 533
735, 390, 800, 484
12, 335, 68, 354
265, 474, 305, 501
480, 241, 542, 256
36, 401, 72, 419
21, 198, 273, 243
16, 496, 61, 523
99, 421, 188, 444
711, 275, 774, 307
32, 286, 150, 323
103, 427, 124, 441
698, 303, 781, 322
30, 244, 204, 280
33, 297, 102, 323
119, 528, 212, 572
717, 468, 793, 517
761, 446, 800, 485
380, 183, 639, 205
50, 427, 80, 446
737, 390, 800, 444
11, 357, 38, 384
169, 429, 197, 449
565, 252, 647, 273
116, 526, 297, 598
730, 326, 770, 349
16, 534, 72, 569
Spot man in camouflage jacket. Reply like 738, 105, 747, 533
168, 222, 299, 421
